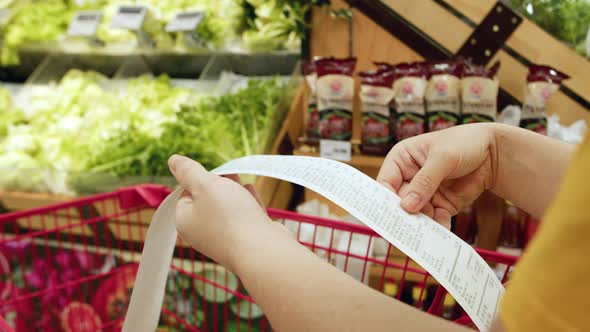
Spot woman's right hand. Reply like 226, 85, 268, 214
377, 123, 498, 228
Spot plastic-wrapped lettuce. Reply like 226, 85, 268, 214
95, 1, 174, 49
0, 87, 25, 138
0, 70, 196, 193
0, 151, 47, 192
95, 1, 138, 48
94, 0, 243, 50
142, 0, 244, 49
1, 0, 75, 65
241, 0, 307, 52
3, 70, 120, 194
0, 69, 287, 194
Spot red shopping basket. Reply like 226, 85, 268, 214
0, 185, 518, 331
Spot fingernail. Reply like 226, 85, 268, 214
401, 192, 421, 211
168, 155, 182, 174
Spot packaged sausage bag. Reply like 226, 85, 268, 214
315, 57, 357, 141
520, 64, 569, 135
461, 61, 501, 123
359, 70, 395, 155
303, 60, 320, 143
426, 60, 462, 131
392, 62, 428, 141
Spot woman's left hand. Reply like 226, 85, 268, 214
169, 155, 277, 272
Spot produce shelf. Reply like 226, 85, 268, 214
0, 45, 300, 82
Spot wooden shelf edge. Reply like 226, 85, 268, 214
0, 190, 73, 211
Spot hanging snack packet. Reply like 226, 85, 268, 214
520, 64, 569, 135
392, 62, 428, 141
461, 61, 500, 123
303, 60, 320, 143
315, 57, 357, 141
426, 61, 462, 131
359, 70, 395, 155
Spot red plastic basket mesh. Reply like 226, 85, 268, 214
0, 185, 518, 331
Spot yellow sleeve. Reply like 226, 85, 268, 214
500, 135, 590, 331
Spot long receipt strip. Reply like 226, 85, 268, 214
122, 155, 504, 332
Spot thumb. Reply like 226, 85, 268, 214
401, 153, 455, 213
168, 155, 213, 194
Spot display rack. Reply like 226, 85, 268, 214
0, 52, 302, 214
348, 0, 590, 123
270, 0, 590, 252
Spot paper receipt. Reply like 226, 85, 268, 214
123, 155, 504, 332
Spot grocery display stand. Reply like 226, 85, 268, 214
0, 48, 302, 214
0, 185, 518, 331
267, 0, 590, 252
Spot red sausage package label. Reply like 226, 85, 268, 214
359, 71, 395, 155
520, 64, 569, 135
461, 61, 500, 124
316, 57, 357, 141
392, 63, 427, 141
303, 60, 320, 143
426, 61, 461, 131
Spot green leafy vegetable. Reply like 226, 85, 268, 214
508, 0, 590, 58
0, 69, 287, 194
85, 75, 286, 177
0, 0, 327, 60
1, 0, 75, 65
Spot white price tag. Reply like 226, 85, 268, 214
110, 5, 147, 30
165, 11, 205, 33
320, 139, 352, 162
67, 11, 102, 37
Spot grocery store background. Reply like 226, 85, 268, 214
0, 0, 588, 331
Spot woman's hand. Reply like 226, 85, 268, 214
377, 124, 498, 228
168, 155, 276, 272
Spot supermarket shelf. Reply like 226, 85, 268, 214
294, 147, 385, 169
0, 44, 300, 82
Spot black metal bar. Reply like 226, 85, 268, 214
456, 2, 522, 66
431, 0, 477, 28
348, 4, 354, 58
301, 7, 312, 61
